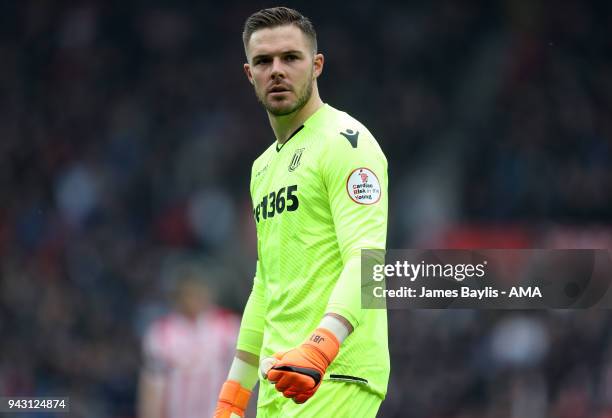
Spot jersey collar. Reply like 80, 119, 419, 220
276, 125, 304, 152
275, 103, 329, 152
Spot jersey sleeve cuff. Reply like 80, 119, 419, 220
235, 342, 261, 357
325, 304, 360, 329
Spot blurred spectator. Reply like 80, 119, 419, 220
137, 266, 239, 418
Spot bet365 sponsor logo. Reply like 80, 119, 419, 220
254, 185, 299, 223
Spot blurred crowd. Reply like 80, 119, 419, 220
461, 1, 612, 222
0, 0, 610, 417
384, 309, 612, 418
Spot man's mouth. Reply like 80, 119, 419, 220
269, 86, 290, 93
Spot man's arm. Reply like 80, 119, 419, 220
234, 261, 265, 357
324, 131, 388, 328
214, 263, 265, 418
236, 349, 259, 366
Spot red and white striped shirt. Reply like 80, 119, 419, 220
143, 308, 239, 418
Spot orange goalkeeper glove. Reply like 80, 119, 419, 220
214, 380, 251, 418
266, 328, 340, 404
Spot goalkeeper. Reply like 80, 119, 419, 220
215, 6, 389, 418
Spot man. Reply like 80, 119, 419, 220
138, 269, 239, 418
215, 7, 389, 417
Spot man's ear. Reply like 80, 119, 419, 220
244, 63, 254, 85
313, 53, 324, 78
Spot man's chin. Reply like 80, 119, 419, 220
265, 102, 298, 116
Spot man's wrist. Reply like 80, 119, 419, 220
227, 357, 259, 389
320, 314, 352, 343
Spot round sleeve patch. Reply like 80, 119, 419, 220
346, 167, 382, 204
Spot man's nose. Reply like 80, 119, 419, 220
270, 57, 285, 79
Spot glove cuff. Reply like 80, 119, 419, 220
218, 380, 251, 411
303, 327, 340, 364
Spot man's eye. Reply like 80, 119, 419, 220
285, 55, 297, 61
255, 58, 271, 65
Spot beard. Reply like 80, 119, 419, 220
256, 72, 314, 116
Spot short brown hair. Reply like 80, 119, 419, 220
243, 7, 317, 54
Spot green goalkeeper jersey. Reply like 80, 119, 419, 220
237, 103, 389, 398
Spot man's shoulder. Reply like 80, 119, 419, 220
309, 104, 365, 133
313, 105, 383, 155
251, 141, 277, 176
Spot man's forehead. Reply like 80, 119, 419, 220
247, 25, 310, 56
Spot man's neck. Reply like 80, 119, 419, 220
268, 94, 324, 144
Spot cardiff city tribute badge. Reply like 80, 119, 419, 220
347, 167, 381, 204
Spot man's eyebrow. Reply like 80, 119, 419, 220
252, 50, 304, 61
